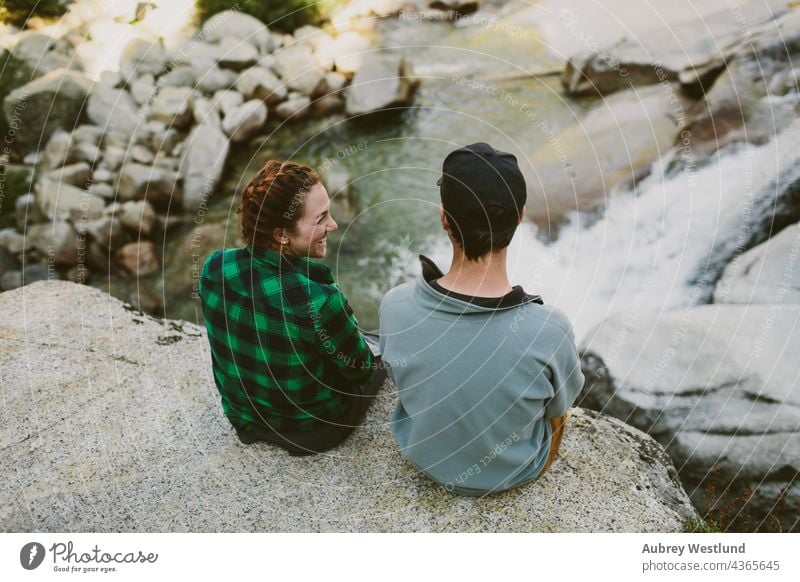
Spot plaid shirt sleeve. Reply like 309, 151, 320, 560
311, 288, 375, 386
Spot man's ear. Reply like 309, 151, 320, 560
439, 205, 451, 235
520, 206, 527, 224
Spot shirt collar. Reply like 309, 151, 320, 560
247, 246, 334, 284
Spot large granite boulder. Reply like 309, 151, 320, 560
0, 281, 697, 532
345, 54, 418, 116
579, 305, 800, 532
561, 0, 789, 96
677, 10, 800, 163
524, 84, 695, 226
714, 222, 800, 305
2, 69, 92, 156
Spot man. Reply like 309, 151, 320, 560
379, 142, 584, 495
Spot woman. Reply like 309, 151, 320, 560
198, 160, 383, 455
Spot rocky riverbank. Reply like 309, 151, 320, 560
0, 2, 418, 298
0, 280, 697, 532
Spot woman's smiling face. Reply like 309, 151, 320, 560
284, 182, 338, 259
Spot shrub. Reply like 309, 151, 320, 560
0, 0, 69, 25
195, 0, 339, 33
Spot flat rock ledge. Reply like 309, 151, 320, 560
0, 281, 697, 532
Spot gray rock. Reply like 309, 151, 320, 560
199, 10, 271, 53
192, 97, 218, 125
2, 69, 92, 156
212, 89, 244, 117
0, 280, 698, 532
179, 120, 229, 211
43, 162, 92, 188
35, 179, 105, 222
714, 222, 800, 305
88, 182, 115, 200
92, 168, 114, 184
119, 39, 167, 83
580, 304, 800, 532
117, 163, 181, 205
235, 66, 287, 104
523, 84, 694, 226
41, 130, 73, 170
149, 86, 194, 128
221, 99, 267, 143
273, 44, 324, 97
71, 125, 103, 146
116, 241, 159, 275
0, 228, 25, 254
191, 59, 238, 94
118, 200, 157, 236
217, 37, 259, 72
9, 31, 77, 78
130, 73, 156, 106
25, 221, 79, 265
15, 193, 44, 230
677, 10, 800, 162
131, 145, 155, 164
345, 54, 418, 116
98, 70, 121, 88
101, 145, 127, 172
273, 94, 311, 120
87, 86, 139, 136
319, 71, 347, 95
157, 66, 195, 89
0, 246, 18, 276
331, 31, 371, 75
561, 0, 787, 96
0, 264, 52, 290
0, 270, 22, 291
80, 215, 127, 252
71, 142, 102, 166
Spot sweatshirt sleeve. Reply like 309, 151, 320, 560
544, 316, 585, 419
313, 288, 374, 386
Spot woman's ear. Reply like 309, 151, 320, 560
439, 205, 451, 235
520, 206, 527, 224
272, 227, 289, 245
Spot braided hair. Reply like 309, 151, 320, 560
239, 160, 320, 253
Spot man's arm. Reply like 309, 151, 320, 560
312, 289, 374, 386
544, 321, 585, 419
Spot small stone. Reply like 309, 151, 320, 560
217, 37, 259, 71
312, 94, 345, 116
118, 200, 157, 236
119, 38, 167, 83
15, 193, 44, 230
274, 94, 311, 120
221, 100, 267, 143
88, 182, 116, 200
92, 168, 114, 183
235, 66, 287, 105
116, 241, 159, 276
130, 73, 157, 106
35, 179, 105, 221
273, 44, 324, 96
44, 162, 92, 188
81, 215, 128, 252
42, 130, 73, 170
149, 87, 194, 128
72, 125, 103, 145
132, 145, 155, 164
117, 163, 181, 205
157, 65, 195, 89
0, 228, 25, 254
213, 89, 245, 117
72, 142, 102, 165
26, 221, 79, 265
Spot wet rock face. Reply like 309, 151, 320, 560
579, 304, 800, 531
0, 281, 697, 532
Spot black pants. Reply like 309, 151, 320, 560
235, 358, 387, 456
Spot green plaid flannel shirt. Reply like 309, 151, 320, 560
198, 246, 374, 433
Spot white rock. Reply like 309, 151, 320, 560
331, 32, 371, 74
180, 121, 230, 211
217, 36, 259, 71
212, 89, 244, 117
43, 162, 92, 188
157, 65, 195, 89
273, 44, 324, 96
130, 73, 156, 105
132, 145, 155, 164
25, 221, 79, 265
87, 86, 139, 136
345, 54, 417, 116
149, 86, 194, 128
117, 163, 181, 205
41, 130, 73, 170
274, 94, 311, 120
119, 39, 167, 83
0, 228, 25, 254
72, 125, 103, 146
102, 145, 128, 172
222, 100, 267, 143
118, 200, 157, 236
199, 10, 271, 53
35, 179, 105, 221
235, 66, 287, 104
192, 97, 218, 125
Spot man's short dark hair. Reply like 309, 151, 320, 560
445, 205, 520, 261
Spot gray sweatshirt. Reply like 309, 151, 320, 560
379, 256, 585, 495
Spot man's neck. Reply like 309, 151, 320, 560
436, 247, 513, 297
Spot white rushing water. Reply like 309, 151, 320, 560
423, 119, 800, 342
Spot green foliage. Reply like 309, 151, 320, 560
0, 165, 35, 229
682, 516, 721, 533
0, 0, 69, 25
0, 50, 34, 151
195, 0, 340, 33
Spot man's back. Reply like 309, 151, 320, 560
379, 257, 585, 495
